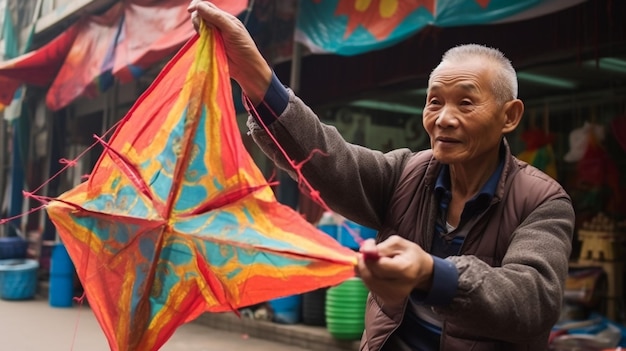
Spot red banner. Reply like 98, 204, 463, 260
0, 25, 78, 106
0, 0, 248, 110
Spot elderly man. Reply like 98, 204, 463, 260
189, 2, 574, 350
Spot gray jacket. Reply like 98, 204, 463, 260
248, 90, 574, 351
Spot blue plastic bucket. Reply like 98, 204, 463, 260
0, 259, 39, 300
49, 244, 74, 307
338, 221, 377, 250
318, 224, 338, 240
0, 236, 28, 260
269, 294, 302, 324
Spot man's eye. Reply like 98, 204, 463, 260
429, 99, 440, 105
460, 100, 472, 106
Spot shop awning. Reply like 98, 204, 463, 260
0, 24, 78, 106
0, 0, 248, 111
295, 0, 589, 56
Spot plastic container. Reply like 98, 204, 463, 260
317, 211, 339, 240
302, 288, 327, 326
318, 224, 338, 240
49, 244, 75, 307
325, 277, 369, 340
269, 294, 302, 324
337, 221, 377, 250
0, 236, 28, 260
0, 259, 39, 300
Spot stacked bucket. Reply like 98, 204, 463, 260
48, 243, 75, 307
269, 294, 302, 324
0, 236, 39, 300
319, 213, 375, 340
268, 212, 375, 339
325, 277, 369, 340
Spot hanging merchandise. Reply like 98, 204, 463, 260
517, 108, 557, 179
609, 113, 626, 154
563, 122, 605, 163
567, 122, 622, 215
517, 127, 557, 179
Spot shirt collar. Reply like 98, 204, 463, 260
434, 146, 505, 204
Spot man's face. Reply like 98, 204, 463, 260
422, 59, 509, 165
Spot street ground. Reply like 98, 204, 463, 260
0, 297, 311, 351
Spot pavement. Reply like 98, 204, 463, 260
0, 283, 360, 351
0, 297, 314, 351
194, 310, 361, 351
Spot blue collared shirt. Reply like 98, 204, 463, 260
402, 152, 505, 350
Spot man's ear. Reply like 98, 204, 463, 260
502, 99, 524, 134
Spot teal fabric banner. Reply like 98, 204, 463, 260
3, 2, 36, 236
295, 0, 587, 56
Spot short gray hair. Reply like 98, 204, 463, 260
431, 44, 518, 104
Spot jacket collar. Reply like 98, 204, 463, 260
432, 138, 509, 204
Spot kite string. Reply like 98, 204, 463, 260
1, 116, 117, 350
1, 113, 126, 225
1, 120, 126, 349
241, 94, 369, 248
66, 292, 88, 351
0, 120, 121, 350
0, 204, 47, 225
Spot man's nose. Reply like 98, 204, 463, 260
436, 108, 457, 128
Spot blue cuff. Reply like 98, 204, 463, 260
411, 256, 458, 306
250, 72, 289, 126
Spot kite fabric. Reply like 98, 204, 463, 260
45, 26, 358, 351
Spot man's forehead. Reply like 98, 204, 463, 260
429, 61, 492, 88
428, 70, 483, 92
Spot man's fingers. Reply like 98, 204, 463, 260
359, 238, 400, 277
190, 10, 200, 32
187, 0, 203, 12
356, 254, 373, 281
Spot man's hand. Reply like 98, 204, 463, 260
188, 1, 272, 104
357, 236, 434, 304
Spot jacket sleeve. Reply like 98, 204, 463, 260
435, 197, 574, 342
246, 88, 412, 229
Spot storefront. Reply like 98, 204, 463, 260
268, 0, 626, 322
1, 0, 625, 342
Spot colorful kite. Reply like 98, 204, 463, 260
44, 26, 357, 351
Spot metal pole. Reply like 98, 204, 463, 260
289, 41, 302, 94
0, 114, 5, 236
276, 1, 303, 211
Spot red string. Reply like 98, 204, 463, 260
66, 292, 88, 351
242, 93, 372, 250
92, 134, 154, 201
0, 204, 47, 225
58, 158, 78, 167
1, 118, 124, 225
